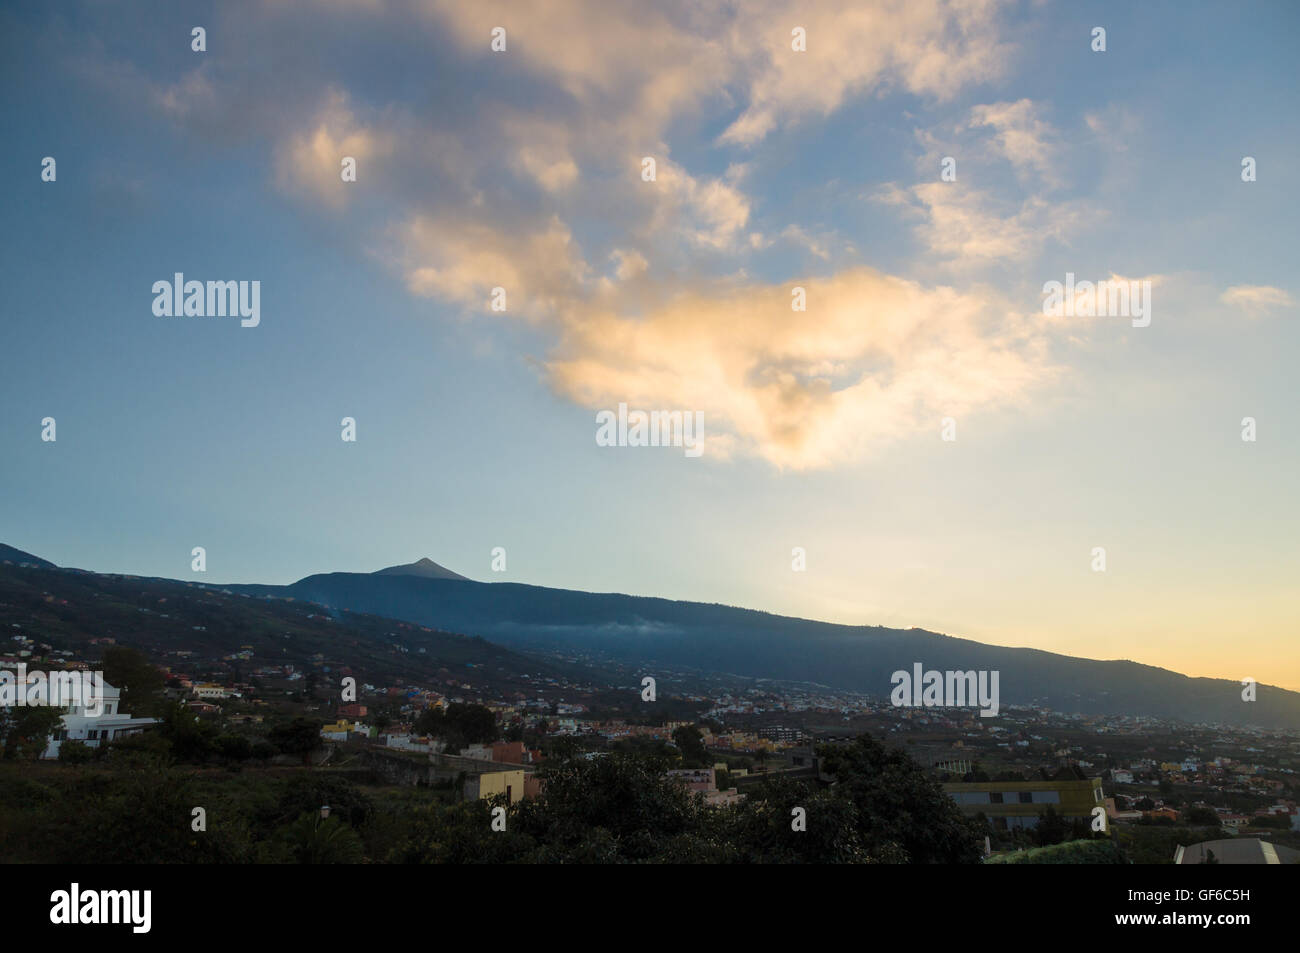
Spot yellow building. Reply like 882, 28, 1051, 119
944, 778, 1106, 833
466, 769, 528, 805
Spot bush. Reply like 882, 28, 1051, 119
988, 838, 1128, 864
58, 741, 95, 765
214, 734, 253, 762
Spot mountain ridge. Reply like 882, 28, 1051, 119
3, 542, 1295, 728
222, 568, 1300, 729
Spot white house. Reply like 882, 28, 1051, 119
42, 681, 159, 759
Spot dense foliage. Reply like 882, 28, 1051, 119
0, 734, 986, 864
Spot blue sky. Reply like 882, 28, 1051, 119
2, 0, 1297, 688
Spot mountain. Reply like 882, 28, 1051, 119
0, 544, 58, 569
372, 557, 468, 582
0, 560, 578, 696
5, 541, 1297, 728
217, 568, 1300, 730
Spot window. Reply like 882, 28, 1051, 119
990, 792, 1004, 804
1019, 791, 1034, 803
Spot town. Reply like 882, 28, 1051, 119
1, 557, 1295, 864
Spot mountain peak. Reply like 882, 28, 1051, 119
372, 557, 468, 581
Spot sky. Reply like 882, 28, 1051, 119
2, 1, 1297, 690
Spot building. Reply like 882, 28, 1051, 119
667, 768, 716, 793
490, 740, 531, 764
1174, 838, 1300, 865
758, 726, 803, 744
943, 778, 1106, 832
464, 768, 528, 804
705, 788, 745, 806
41, 681, 159, 759
666, 767, 743, 806
320, 719, 371, 741
1104, 797, 1142, 822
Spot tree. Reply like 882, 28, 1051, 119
672, 725, 709, 767
724, 775, 878, 863
101, 646, 165, 717
280, 813, 364, 864
1035, 805, 1069, 846
268, 718, 322, 764
0, 705, 63, 760
276, 773, 373, 829
513, 752, 704, 862
414, 703, 497, 750
817, 734, 985, 863
214, 734, 253, 762
157, 700, 216, 762
250, 740, 277, 763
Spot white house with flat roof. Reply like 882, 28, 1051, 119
41, 681, 159, 759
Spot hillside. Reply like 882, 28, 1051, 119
222, 570, 1300, 729
0, 563, 585, 699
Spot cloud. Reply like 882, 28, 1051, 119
719, 0, 1014, 145
610, 249, 648, 281
390, 214, 590, 320
780, 224, 836, 261
1220, 284, 1294, 316
423, 0, 730, 151
1084, 104, 1140, 153
647, 158, 752, 250
545, 268, 1051, 469
73, 0, 1055, 470
273, 89, 394, 208
155, 67, 218, 121
968, 99, 1060, 184
414, 0, 1012, 149
877, 182, 1088, 269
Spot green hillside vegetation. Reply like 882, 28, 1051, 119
0, 564, 586, 699
987, 838, 1128, 864
0, 734, 985, 864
